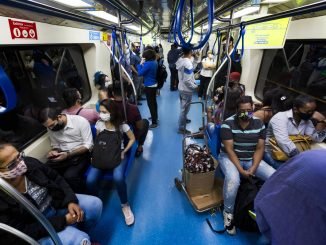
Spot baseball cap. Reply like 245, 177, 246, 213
226, 72, 241, 81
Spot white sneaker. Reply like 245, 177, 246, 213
223, 211, 236, 235
122, 204, 135, 226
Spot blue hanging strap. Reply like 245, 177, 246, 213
175, 0, 214, 50
212, 29, 220, 55
231, 23, 246, 62
0, 65, 17, 113
123, 30, 129, 49
188, 0, 194, 43
111, 27, 124, 64
111, 27, 117, 65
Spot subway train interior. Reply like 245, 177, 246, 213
0, 0, 326, 244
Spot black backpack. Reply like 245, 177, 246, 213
233, 178, 262, 232
206, 178, 262, 234
92, 130, 122, 170
156, 62, 168, 89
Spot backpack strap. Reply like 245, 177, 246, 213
206, 218, 226, 234
76, 107, 83, 115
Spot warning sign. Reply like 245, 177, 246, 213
8, 19, 38, 40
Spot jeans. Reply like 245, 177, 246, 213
144, 87, 158, 124
135, 119, 149, 146
263, 151, 284, 169
198, 75, 211, 99
178, 91, 192, 130
38, 194, 102, 245
86, 157, 129, 204
169, 67, 179, 90
218, 153, 275, 213
133, 75, 142, 98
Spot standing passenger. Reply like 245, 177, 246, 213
176, 48, 199, 134
86, 99, 135, 226
167, 43, 182, 91
218, 96, 275, 235
198, 50, 215, 100
137, 49, 159, 128
130, 42, 143, 103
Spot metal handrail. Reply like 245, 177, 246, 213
0, 223, 39, 245
0, 178, 63, 245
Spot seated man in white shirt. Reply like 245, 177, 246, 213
38, 108, 93, 193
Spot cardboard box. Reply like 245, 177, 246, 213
184, 169, 215, 197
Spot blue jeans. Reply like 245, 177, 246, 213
178, 91, 192, 129
86, 158, 128, 204
263, 151, 284, 169
38, 194, 102, 245
218, 153, 275, 213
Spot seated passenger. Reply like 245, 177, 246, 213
38, 108, 93, 193
254, 88, 292, 127
86, 99, 135, 226
0, 142, 102, 244
112, 84, 149, 157
62, 88, 99, 125
218, 96, 275, 235
94, 71, 112, 112
255, 150, 326, 245
265, 95, 326, 169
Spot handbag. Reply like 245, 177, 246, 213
194, 70, 201, 80
269, 135, 312, 161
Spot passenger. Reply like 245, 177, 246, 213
167, 43, 182, 91
38, 108, 93, 193
218, 95, 275, 235
265, 95, 326, 169
112, 84, 149, 157
94, 71, 112, 112
0, 142, 102, 245
62, 88, 99, 125
130, 42, 144, 103
255, 150, 326, 245
254, 88, 292, 127
176, 47, 200, 134
86, 99, 135, 226
158, 43, 164, 61
198, 50, 216, 101
137, 49, 159, 128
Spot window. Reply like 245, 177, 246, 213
0, 45, 91, 150
255, 40, 326, 113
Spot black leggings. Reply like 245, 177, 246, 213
135, 119, 149, 145
145, 87, 158, 124
198, 75, 211, 99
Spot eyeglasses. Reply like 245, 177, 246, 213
0, 152, 25, 171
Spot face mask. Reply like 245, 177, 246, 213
135, 48, 140, 53
100, 112, 111, 122
208, 54, 213, 59
0, 160, 27, 179
50, 121, 65, 131
298, 112, 313, 121
237, 111, 253, 121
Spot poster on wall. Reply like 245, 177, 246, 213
8, 19, 38, 40
239, 16, 291, 49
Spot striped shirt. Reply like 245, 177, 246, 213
220, 115, 266, 160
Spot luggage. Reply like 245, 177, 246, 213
156, 62, 168, 89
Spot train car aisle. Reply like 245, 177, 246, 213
92, 83, 261, 244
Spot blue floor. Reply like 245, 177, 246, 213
91, 84, 262, 244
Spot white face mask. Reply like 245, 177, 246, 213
100, 112, 111, 122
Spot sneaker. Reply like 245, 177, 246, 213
178, 128, 191, 134
186, 119, 191, 124
149, 123, 158, 128
223, 211, 236, 235
122, 204, 135, 226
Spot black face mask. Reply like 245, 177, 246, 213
50, 121, 65, 131
298, 112, 313, 121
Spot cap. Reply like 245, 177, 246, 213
227, 72, 241, 81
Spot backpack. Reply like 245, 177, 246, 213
156, 62, 168, 89
233, 178, 262, 232
206, 178, 262, 234
92, 130, 122, 170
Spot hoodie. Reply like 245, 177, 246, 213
176, 56, 199, 93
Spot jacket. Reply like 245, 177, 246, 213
137, 60, 158, 87
176, 56, 199, 93
0, 157, 78, 244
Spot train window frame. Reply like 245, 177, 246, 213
254, 39, 326, 112
0, 44, 91, 150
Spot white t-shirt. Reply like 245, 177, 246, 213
200, 57, 215, 78
95, 121, 130, 149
